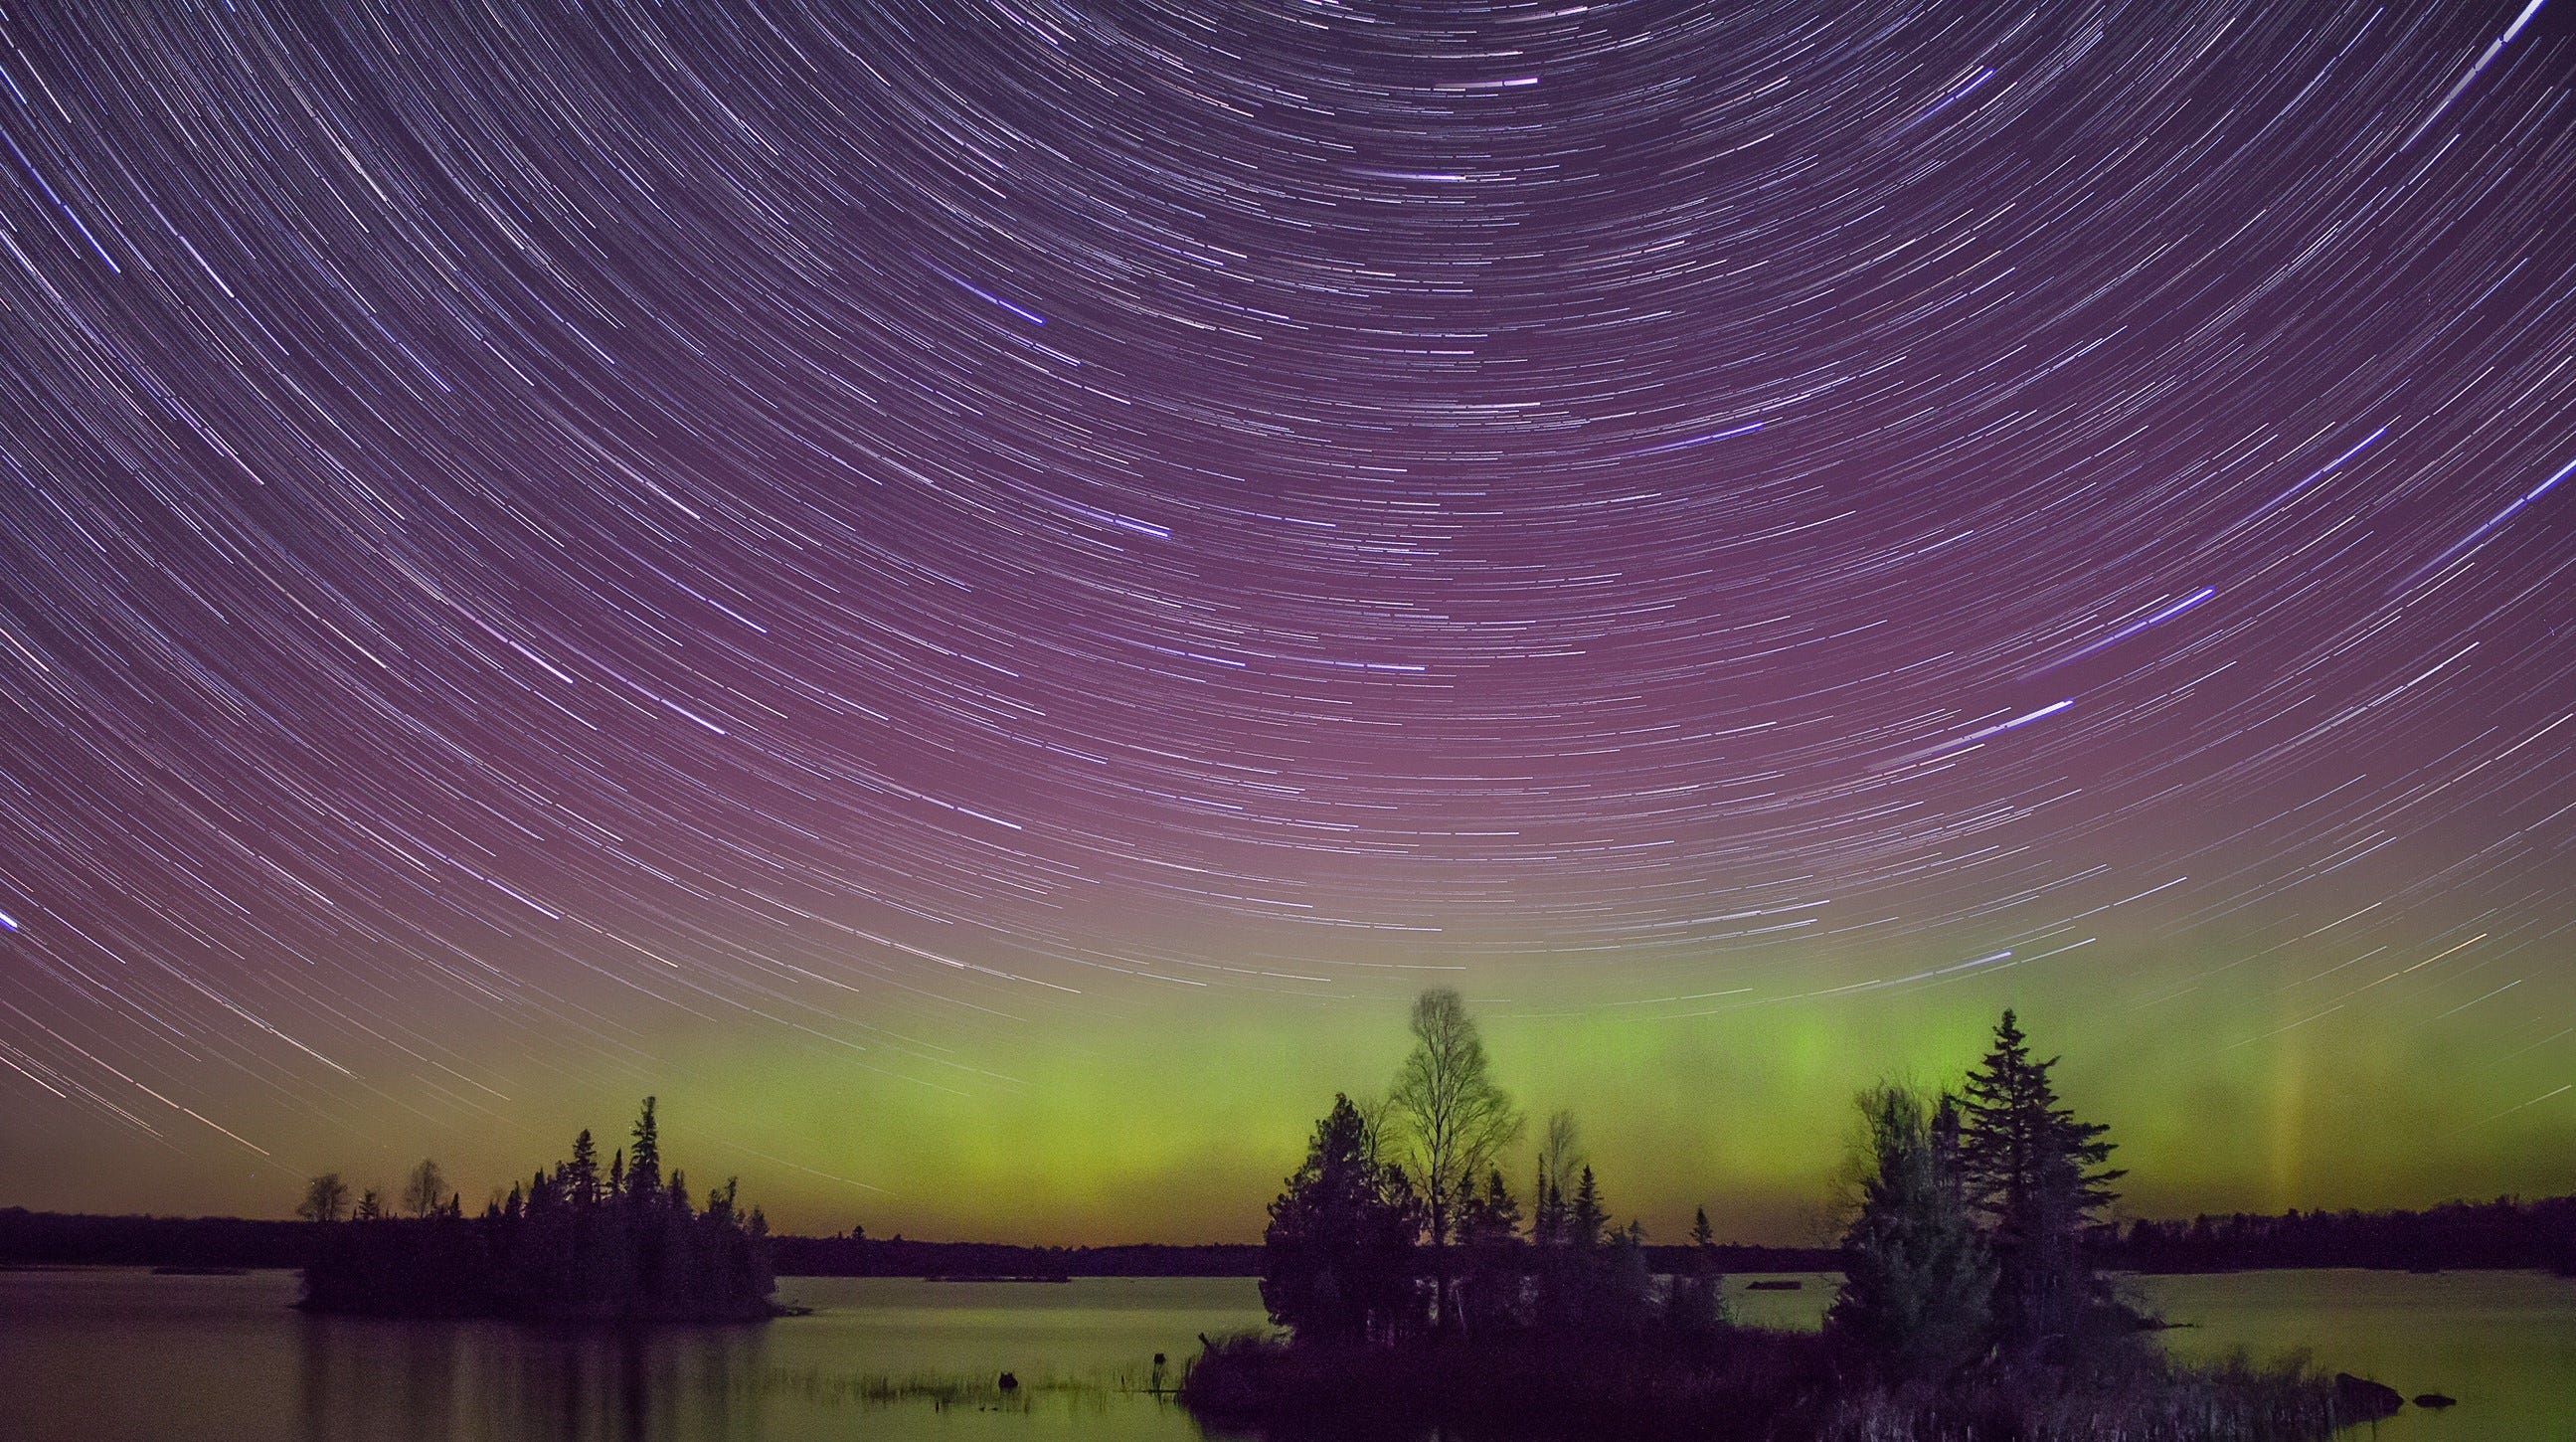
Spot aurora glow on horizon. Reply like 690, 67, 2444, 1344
1, 2, 2571, 1247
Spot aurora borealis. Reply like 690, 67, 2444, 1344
0, 0, 2571, 1247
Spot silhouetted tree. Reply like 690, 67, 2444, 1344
1959, 1010, 2124, 1360
352, 1189, 384, 1222
1663, 1204, 1727, 1339
1388, 989, 1523, 1329
1532, 1165, 1651, 1334
1828, 1084, 1994, 1382
627, 1097, 662, 1200
564, 1129, 601, 1208
402, 1159, 448, 1218
302, 1097, 773, 1323
1568, 1166, 1607, 1248
296, 1172, 350, 1224
1352, 1090, 1397, 1171
1453, 1168, 1525, 1335
1261, 1093, 1423, 1347
1531, 1110, 1582, 1246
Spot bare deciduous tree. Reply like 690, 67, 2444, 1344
1533, 1108, 1585, 1240
296, 1172, 350, 1224
1389, 988, 1522, 1327
1351, 1090, 1397, 1170
402, 1158, 448, 1217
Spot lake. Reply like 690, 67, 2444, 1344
1, 1267, 2569, 1440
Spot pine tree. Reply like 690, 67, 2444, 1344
1532, 1172, 1565, 1245
1569, 1166, 1607, 1249
1827, 1084, 1994, 1381
1260, 1094, 1423, 1346
1665, 1204, 1727, 1338
1959, 1009, 2125, 1359
627, 1097, 662, 1200
565, 1129, 601, 1208
1453, 1169, 1526, 1335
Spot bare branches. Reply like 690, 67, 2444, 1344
1389, 989, 1523, 1246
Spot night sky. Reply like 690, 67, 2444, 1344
1, 1, 2571, 1245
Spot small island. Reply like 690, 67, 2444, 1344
1183, 993, 2400, 1441
297, 1097, 777, 1323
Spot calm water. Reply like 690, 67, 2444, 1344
1, 1267, 2569, 1440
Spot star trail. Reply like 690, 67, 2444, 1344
0, 1, 2570, 1243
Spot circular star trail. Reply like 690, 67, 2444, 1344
0, 1, 2570, 1237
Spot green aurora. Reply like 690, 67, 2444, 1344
11, 951, 2565, 1245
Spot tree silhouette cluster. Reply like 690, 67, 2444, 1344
299, 1097, 776, 1323
1261, 989, 1722, 1349
1207, 995, 2374, 1442
1828, 1010, 2129, 1378
1259, 1094, 1423, 1345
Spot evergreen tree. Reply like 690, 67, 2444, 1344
1456, 1168, 1523, 1246
1568, 1166, 1607, 1249
565, 1129, 601, 1208
1453, 1168, 1526, 1335
1531, 1172, 1564, 1246
1530, 1110, 1581, 1247
1260, 1093, 1424, 1347
1664, 1204, 1727, 1338
1535, 1166, 1649, 1333
302, 1098, 773, 1323
627, 1097, 662, 1200
1597, 1220, 1656, 1337
1827, 1084, 1994, 1381
1958, 1010, 2125, 1359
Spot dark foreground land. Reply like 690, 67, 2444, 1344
1182, 1331, 2396, 1442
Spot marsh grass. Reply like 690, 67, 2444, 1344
750, 1362, 1183, 1415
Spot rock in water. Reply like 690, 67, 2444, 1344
2333, 1373, 2403, 1419
2413, 1392, 2457, 1408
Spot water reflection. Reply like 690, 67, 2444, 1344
4, 1269, 2572, 1441
295, 1312, 773, 1442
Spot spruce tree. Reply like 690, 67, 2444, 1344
1453, 1169, 1525, 1336
1569, 1166, 1607, 1248
565, 1130, 600, 1208
1666, 1204, 1727, 1337
1958, 1009, 2124, 1359
1260, 1094, 1423, 1346
1827, 1084, 1993, 1380
627, 1097, 662, 1200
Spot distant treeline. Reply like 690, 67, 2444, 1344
769, 1233, 1259, 1277
765, 1232, 1841, 1278
6, 1201, 2568, 1279
0, 1212, 1836, 1279
2116, 1194, 2576, 1274
0, 1208, 310, 1269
